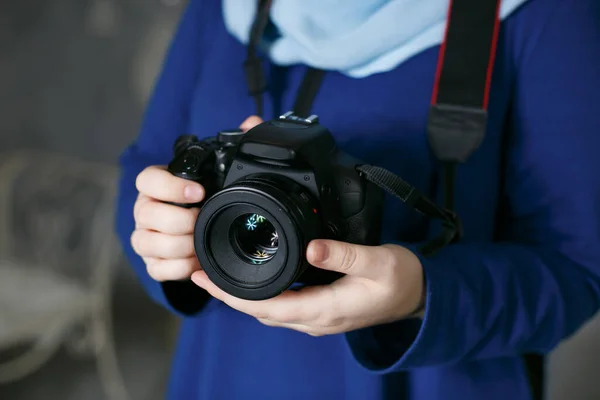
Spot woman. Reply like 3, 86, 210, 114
116, 0, 600, 399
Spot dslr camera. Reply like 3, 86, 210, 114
168, 112, 384, 300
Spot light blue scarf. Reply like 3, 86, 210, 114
222, 0, 529, 78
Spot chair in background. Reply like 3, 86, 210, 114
0, 150, 129, 400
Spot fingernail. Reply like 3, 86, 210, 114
310, 241, 329, 263
184, 185, 204, 201
191, 273, 201, 285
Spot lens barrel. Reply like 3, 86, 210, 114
193, 174, 322, 300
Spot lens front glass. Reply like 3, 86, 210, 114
230, 213, 279, 265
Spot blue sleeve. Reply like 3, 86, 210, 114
346, 0, 600, 371
115, 0, 212, 316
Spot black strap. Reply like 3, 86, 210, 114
241, 2, 461, 255
429, 1, 545, 398
243, 1, 326, 120
524, 353, 545, 400
292, 67, 327, 118
356, 165, 461, 256
244, 0, 272, 118
243, 0, 325, 120
428, 0, 502, 211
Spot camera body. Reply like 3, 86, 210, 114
168, 112, 384, 300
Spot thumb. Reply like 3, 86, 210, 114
306, 239, 394, 279
240, 115, 264, 132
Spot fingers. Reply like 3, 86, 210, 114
133, 165, 205, 283
131, 229, 195, 259
136, 165, 204, 204
192, 270, 369, 335
134, 196, 200, 234
306, 239, 396, 279
240, 115, 264, 132
145, 257, 201, 282
191, 271, 332, 324
191, 271, 303, 321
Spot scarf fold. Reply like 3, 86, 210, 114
222, 0, 529, 78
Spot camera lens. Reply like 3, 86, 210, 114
193, 174, 323, 300
230, 213, 279, 265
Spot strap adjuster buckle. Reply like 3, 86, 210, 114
427, 103, 488, 163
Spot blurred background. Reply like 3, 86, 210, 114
0, 0, 599, 399
0, 1, 184, 399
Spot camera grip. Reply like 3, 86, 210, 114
166, 155, 216, 210
164, 201, 199, 209
158, 165, 212, 314
343, 180, 384, 246
159, 189, 211, 315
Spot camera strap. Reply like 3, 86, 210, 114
428, 0, 502, 212
244, 0, 327, 120
242, 6, 544, 396
244, 0, 272, 117
242, 0, 502, 256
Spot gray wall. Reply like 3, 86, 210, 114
0, 0, 183, 163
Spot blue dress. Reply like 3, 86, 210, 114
115, 0, 600, 398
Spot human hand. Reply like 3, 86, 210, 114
131, 166, 205, 282
191, 239, 426, 336
131, 116, 263, 282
